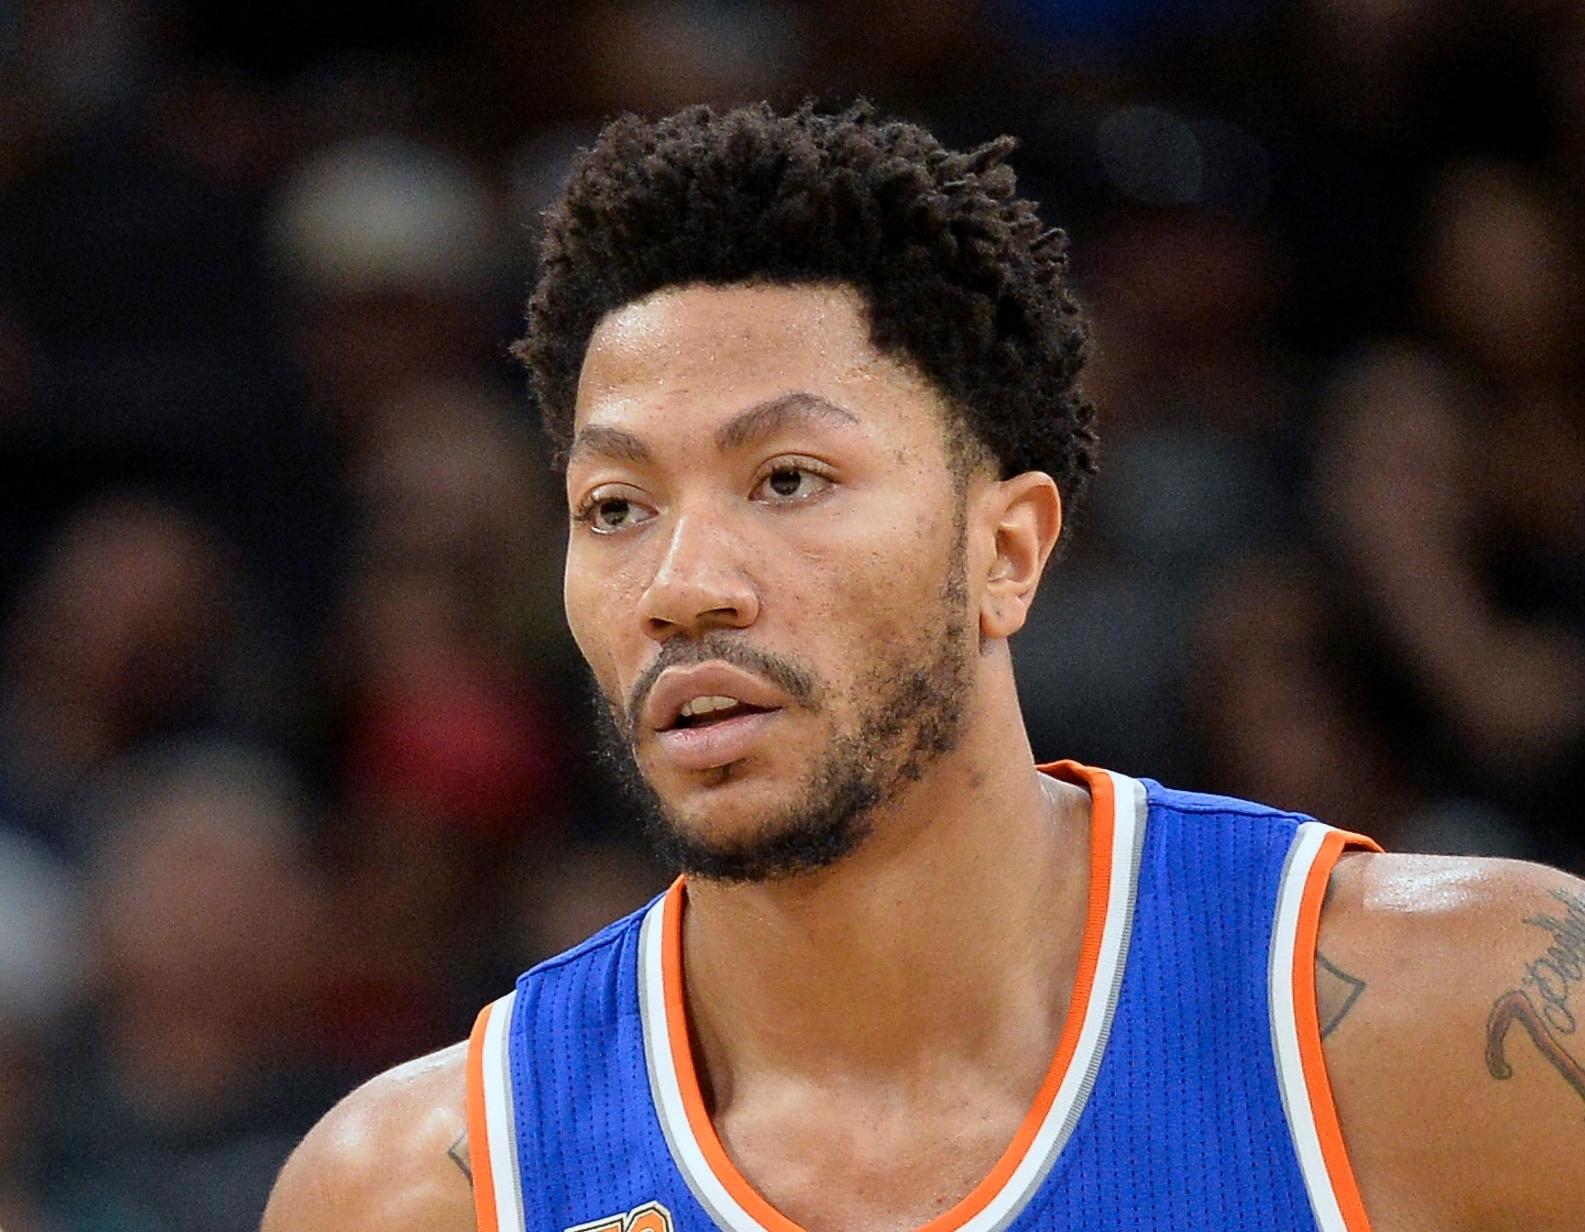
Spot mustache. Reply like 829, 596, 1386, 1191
624, 633, 821, 736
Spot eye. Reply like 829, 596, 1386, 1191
752, 462, 833, 504
574, 488, 656, 534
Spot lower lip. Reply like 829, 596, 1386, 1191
655, 710, 780, 772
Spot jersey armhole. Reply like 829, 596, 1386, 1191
1272, 823, 1382, 1232
467, 991, 525, 1232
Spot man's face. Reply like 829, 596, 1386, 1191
564, 282, 981, 882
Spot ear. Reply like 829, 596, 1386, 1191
977, 471, 1062, 641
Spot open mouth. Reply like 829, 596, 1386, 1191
669, 696, 775, 730
652, 690, 784, 772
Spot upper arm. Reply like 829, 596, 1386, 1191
262, 1042, 476, 1232
1318, 852, 1585, 1231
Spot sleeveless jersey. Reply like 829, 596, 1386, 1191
467, 762, 1381, 1232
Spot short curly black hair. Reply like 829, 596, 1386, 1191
516, 100, 1098, 534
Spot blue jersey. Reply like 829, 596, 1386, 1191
466, 763, 1379, 1232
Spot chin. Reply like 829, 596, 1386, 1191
647, 757, 791, 831
639, 757, 881, 885
594, 697, 882, 882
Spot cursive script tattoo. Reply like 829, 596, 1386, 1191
1519, 888, 1585, 1033
448, 1130, 472, 1185
1316, 951, 1367, 1039
1485, 887, 1585, 1110
1486, 990, 1585, 1106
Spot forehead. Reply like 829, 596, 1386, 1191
573, 282, 947, 445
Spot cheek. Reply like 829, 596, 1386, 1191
563, 543, 635, 697
563, 545, 597, 659
794, 496, 957, 643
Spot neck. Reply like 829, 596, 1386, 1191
680, 682, 1095, 1108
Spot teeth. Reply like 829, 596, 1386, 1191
680, 695, 741, 719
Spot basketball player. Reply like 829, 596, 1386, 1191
263, 103, 1585, 1231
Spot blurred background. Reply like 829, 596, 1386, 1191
0, 0, 1582, 1225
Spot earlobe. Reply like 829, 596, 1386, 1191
979, 472, 1062, 641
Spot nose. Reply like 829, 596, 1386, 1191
637, 510, 760, 642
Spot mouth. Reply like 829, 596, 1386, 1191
665, 695, 776, 731
654, 697, 783, 773
639, 661, 802, 774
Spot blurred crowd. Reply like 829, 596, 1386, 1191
0, 0, 1582, 1227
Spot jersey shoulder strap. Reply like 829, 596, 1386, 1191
465, 903, 657, 1232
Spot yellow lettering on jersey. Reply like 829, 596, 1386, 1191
565, 1200, 674, 1232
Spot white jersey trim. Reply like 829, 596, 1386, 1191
1269, 821, 1365, 1232
479, 989, 528, 1232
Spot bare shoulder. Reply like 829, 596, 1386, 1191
261, 1041, 475, 1232
1317, 850, 1585, 1230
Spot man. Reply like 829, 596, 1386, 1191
263, 102, 1585, 1232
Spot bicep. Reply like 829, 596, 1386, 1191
261, 1119, 478, 1232
1319, 854, 1585, 1230
261, 1049, 477, 1232
1463, 873, 1585, 1227
260, 1133, 346, 1232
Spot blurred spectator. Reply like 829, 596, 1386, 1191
0, 494, 273, 851
315, 382, 573, 1069
268, 134, 507, 451
1288, 0, 1471, 136
1417, 160, 1585, 389
50, 741, 331, 1232
1316, 345, 1585, 852
340, 379, 566, 663
1015, 208, 1300, 779
1085, 212, 1293, 438
1187, 552, 1535, 857
0, 0, 157, 188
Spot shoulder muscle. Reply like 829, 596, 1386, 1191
261, 1041, 476, 1232
1319, 851, 1585, 1230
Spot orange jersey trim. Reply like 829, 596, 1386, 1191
658, 760, 1118, 1232
1292, 826, 1381, 1232
467, 999, 502, 1232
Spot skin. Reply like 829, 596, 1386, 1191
263, 283, 1585, 1232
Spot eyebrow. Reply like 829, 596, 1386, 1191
568, 391, 860, 467
714, 391, 859, 452
566, 423, 652, 467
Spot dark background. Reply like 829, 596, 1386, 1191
0, 1, 1582, 1227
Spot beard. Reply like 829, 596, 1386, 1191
588, 539, 975, 884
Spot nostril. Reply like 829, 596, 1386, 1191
641, 603, 755, 641
643, 615, 682, 641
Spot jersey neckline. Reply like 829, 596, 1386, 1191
637, 762, 1147, 1232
